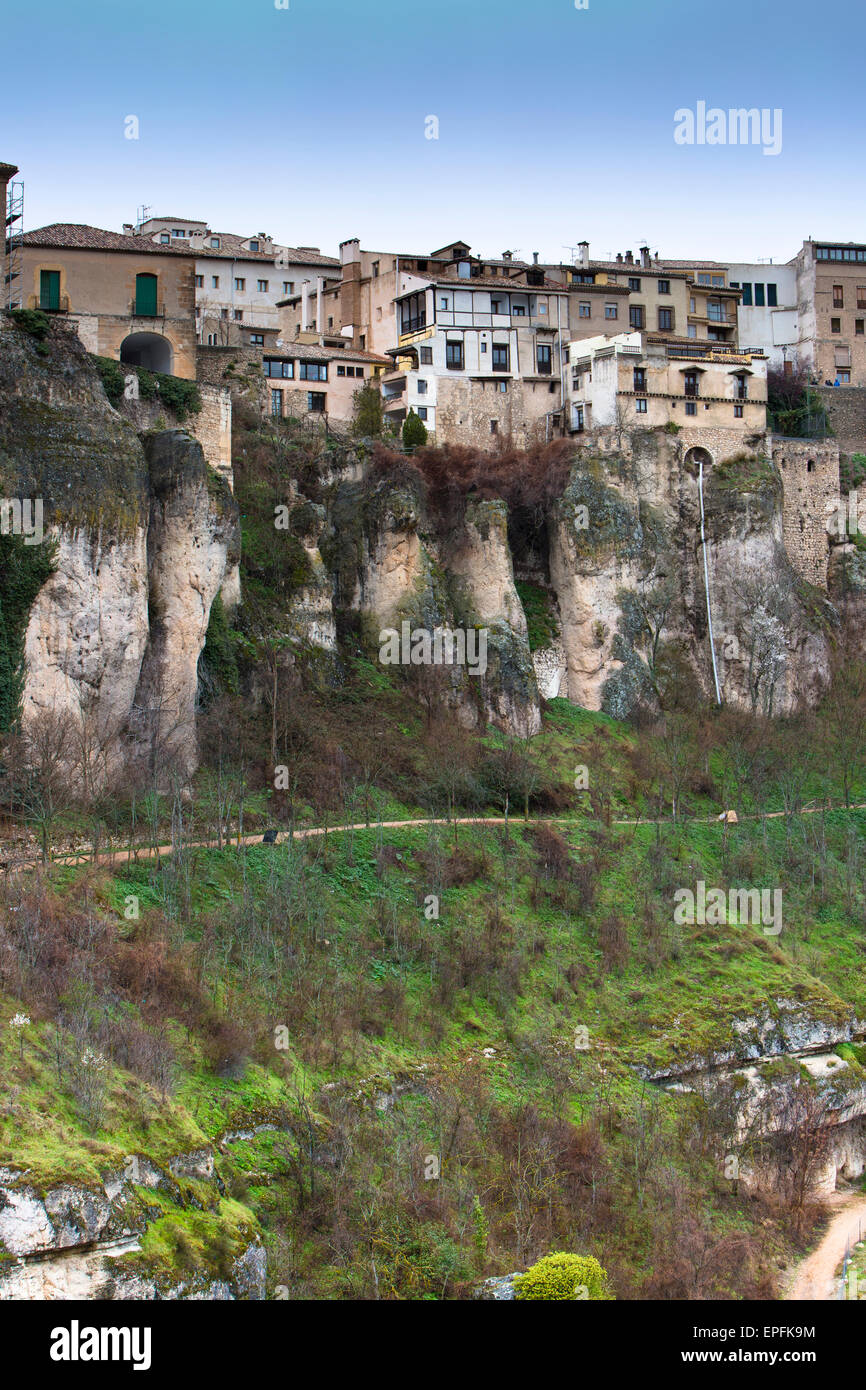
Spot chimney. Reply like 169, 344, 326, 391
340, 237, 361, 266
624, 250, 634, 265
577, 240, 589, 267
616, 253, 624, 264
502, 250, 513, 261
301, 280, 311, 331
640, 246, 650, 269
532, 251, 539, 264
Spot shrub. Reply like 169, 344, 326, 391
352, 382, 384, 437
402, 410, 428, 451
514, 1251, 614, 1301
9, 308, 51, 340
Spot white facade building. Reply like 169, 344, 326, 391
724, 262, 798, 371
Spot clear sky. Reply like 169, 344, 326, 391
3, 0, 863, 265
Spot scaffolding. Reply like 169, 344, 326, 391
5, 178, 23, 308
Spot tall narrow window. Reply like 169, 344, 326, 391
536, 343, 552, 374
492, 343, 510, 372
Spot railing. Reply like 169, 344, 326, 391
129, 300, 166, 318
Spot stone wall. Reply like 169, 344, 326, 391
196, 344, 267, 411
814, 386, 866, 457
435, 376, 561, 449
116, 382, 233, 490
772, 437, 839, 587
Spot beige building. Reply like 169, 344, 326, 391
20, 223, 198, 378
565, 331, 767, 445
261, 341, 390, 425
790, 239, 866, 386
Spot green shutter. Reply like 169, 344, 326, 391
40, 270, 60, 310
135, 273, 158, 317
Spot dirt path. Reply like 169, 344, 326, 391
786, 1191, 866, 1300
7, 801, 866, 874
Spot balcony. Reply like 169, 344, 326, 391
30, 293, 70, 313
129, 299, 166, 319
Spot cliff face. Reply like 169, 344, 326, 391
0, 316, 239, 778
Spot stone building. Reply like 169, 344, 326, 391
565, 331, 767, 444
197, 339, 389, 429
773, 438, 840, 587
790, 239, 866, 387
20, 224, 198, 378
383, 272, 569, 443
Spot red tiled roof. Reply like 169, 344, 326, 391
23, 223, 195, 254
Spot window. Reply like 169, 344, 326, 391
250, 333, 264, 346
299, 361, 327, 380
194, 275, 204, 288
629, 305, 645, 329
400, 292, 426, 334
372, 261, 380, 278
579, 302, 591, 318
490, 420, 498, 435
481, 341, 487, 353
690, 296, 696, 312
740, 283, 753, 306
492, 343, 510, 372
513, 304, 526, 316
39, 270, 61, 311
604, 303, 618, 320
257, 280, 269, 292
536, 344, 552, 374
753, 283, 765, 307
134, 272, 158, 317
491, 298, 502, 314
767, 283, 777, 307
160, 233, 170, 244
307, 392, 326, 412
446, 341, 464, 370
831, 318, 841, 333
440, 297, 449, 310
658, 279, 670, 294
233, 309, 243, 320
419, 346, 433, 364
635, 398, 647, 414
210, 237, 220, 248
833, 286, 844, 308
212, 276, 220, 288
497, 380, 508, 393
270, 389, 283, 417
685, 401, 697, 415
172, 229, 185, 238
734, 373, 748, 399
264, 359, 294, 378
858, 287, 866, 309
417, 407, 428, 421
359, 335, 365, 349
337, 366, 346, 376
838, 370, 851, 383
687, 324, 697, 339
283, 281, 293, 294
220, 308, 228, 319
234, 278, 245, 291
684, 369, 699, 397
328, 317, 334, 329
857, 320, 865, 335
658, 308, 673, 331
697, 273, 711, 284
734, 404, 744, 417
417, 379, 428, 394
633, 367, 647, 393
249, 240, 259, 252
207, 334, 216, 345
712, 275, 725, 286
573, 406, 584, 432
628, 277, 641, 292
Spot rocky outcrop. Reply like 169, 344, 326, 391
0, 316, 239, 778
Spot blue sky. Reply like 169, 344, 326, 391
3, 0, 863, 264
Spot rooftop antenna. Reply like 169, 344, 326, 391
135, 204, 151, 232
562, 244, 580, 265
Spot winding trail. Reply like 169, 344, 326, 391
6, 800, 866, 874
786, 1190, 866, 1300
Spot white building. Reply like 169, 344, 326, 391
123, 216, 339, 345
724, 261, 798, 372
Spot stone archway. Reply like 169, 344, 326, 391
684, 445, 713, 471
120, 332, 173, 374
